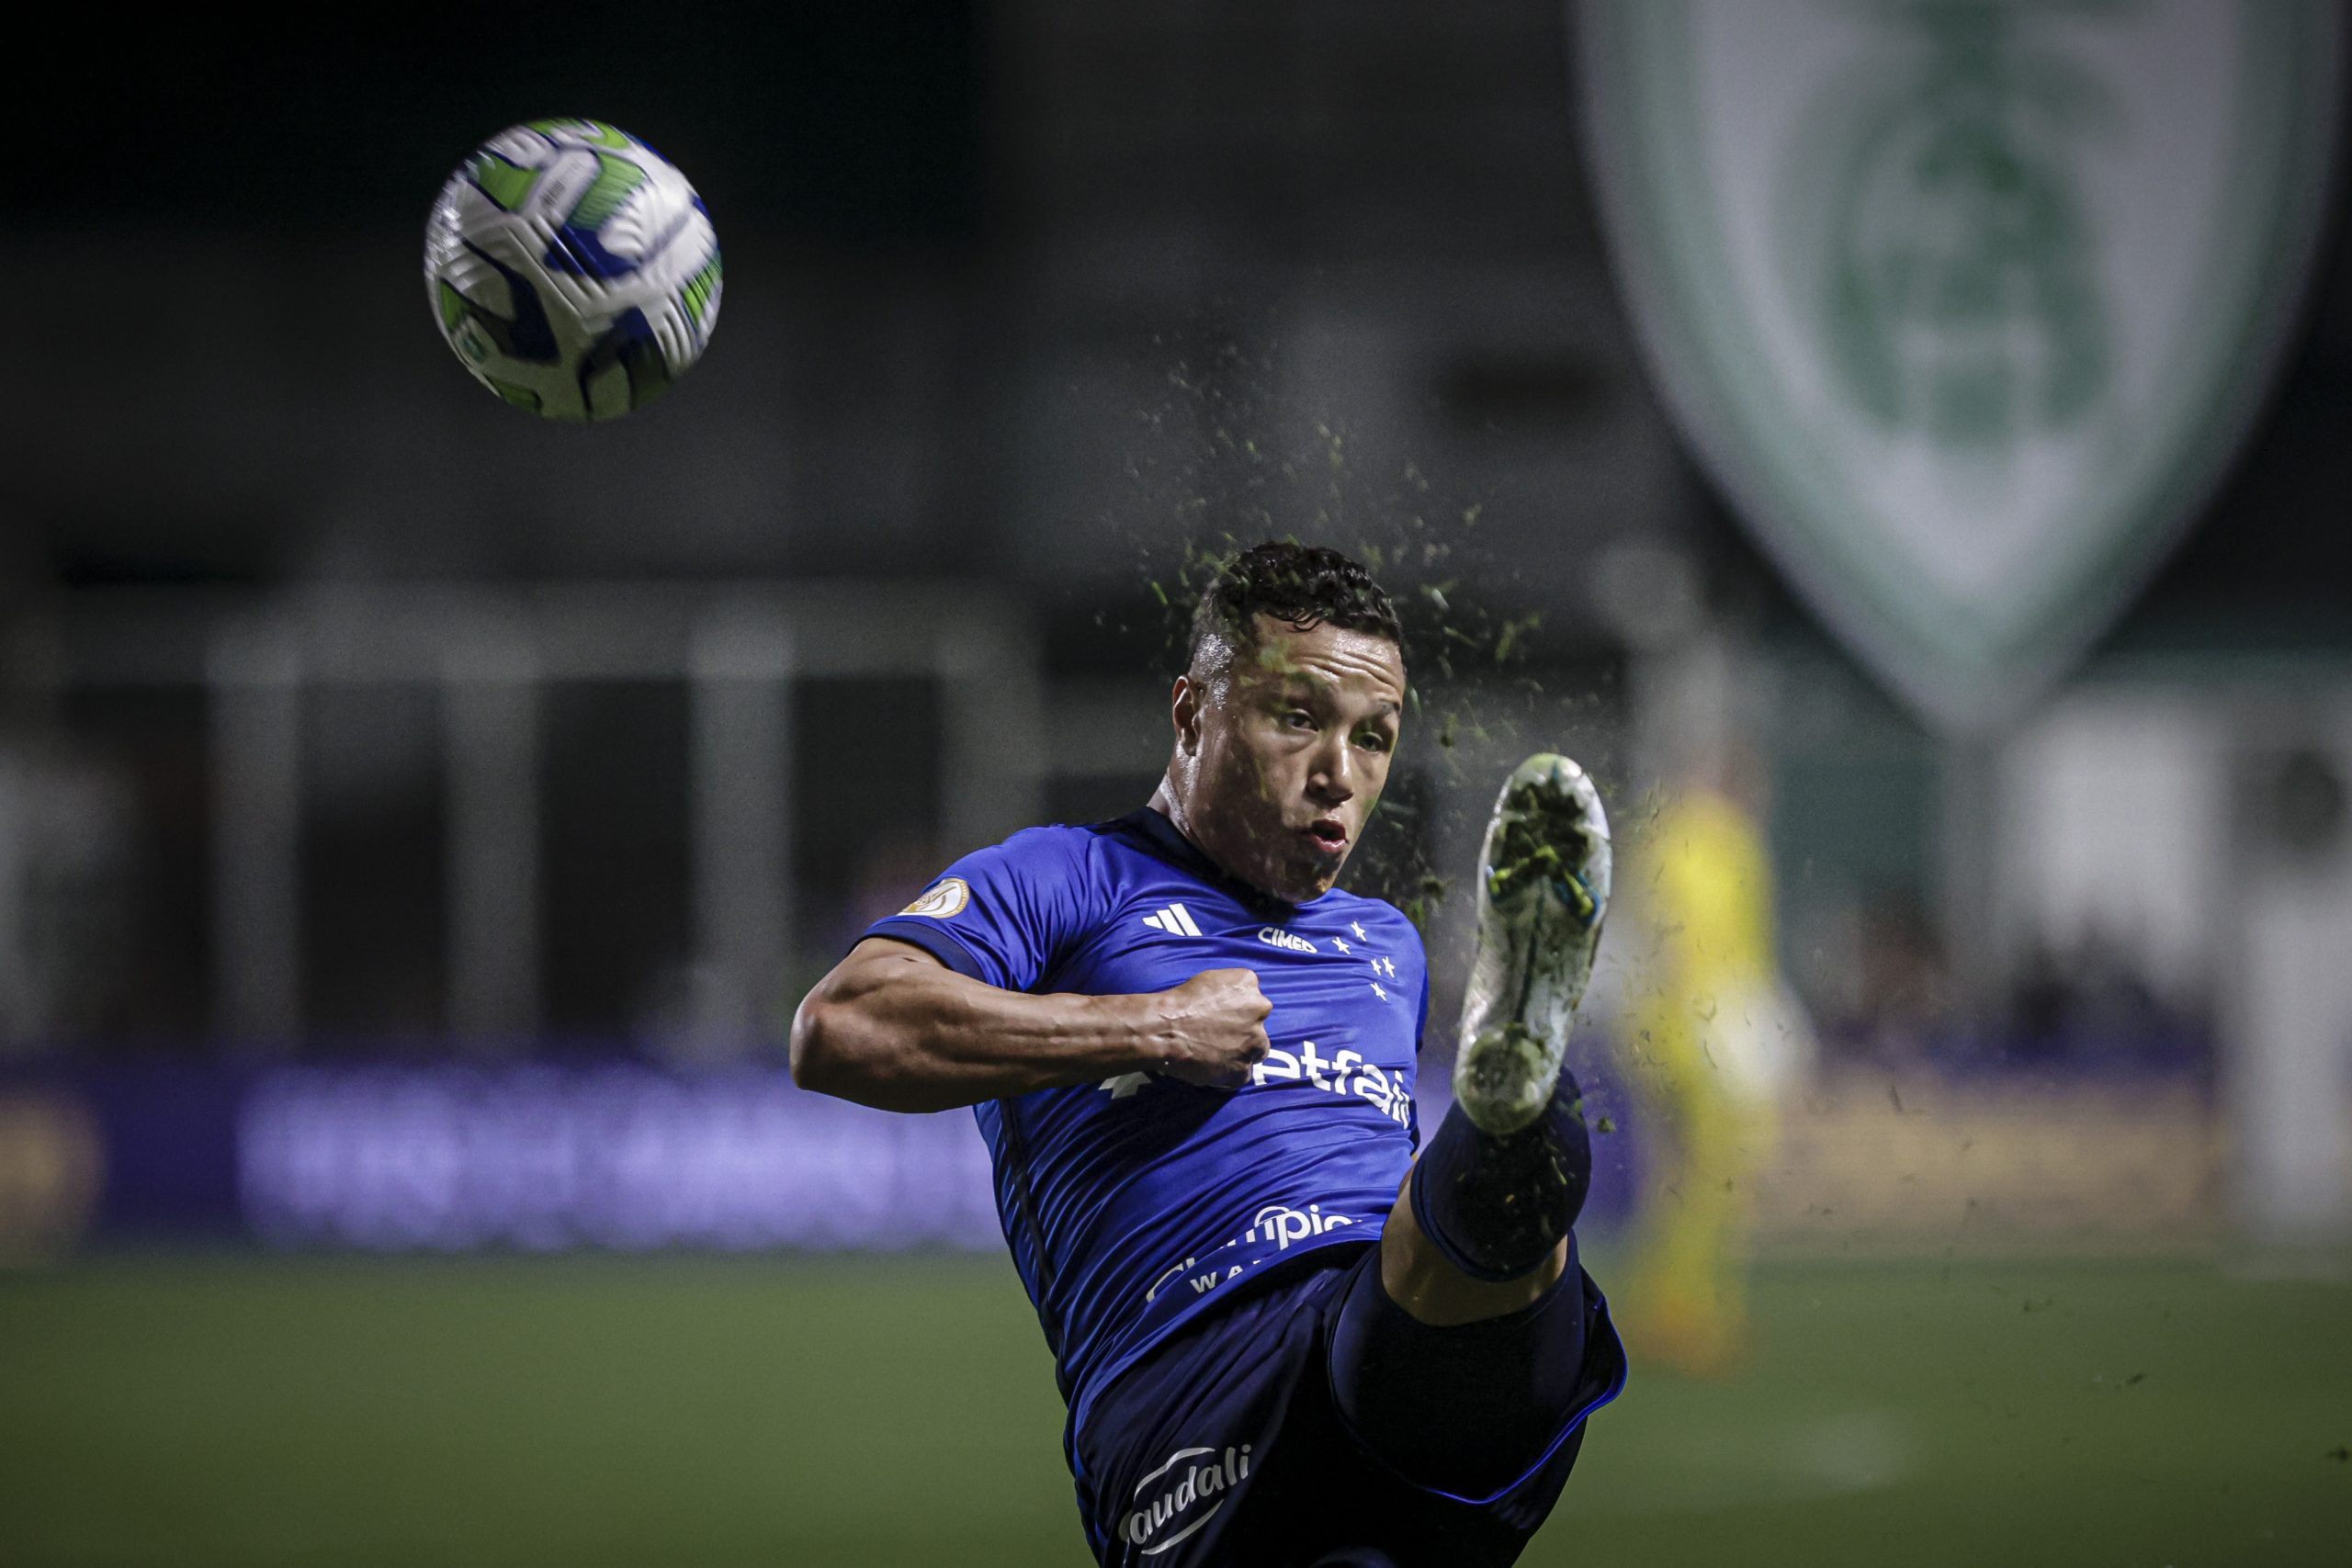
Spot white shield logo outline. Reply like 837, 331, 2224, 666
1577, 0, 2341, 728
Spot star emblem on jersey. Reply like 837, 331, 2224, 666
1141, 902, 1204, 938
1332, 937, 1351, 954
1350, 921, 1368, 942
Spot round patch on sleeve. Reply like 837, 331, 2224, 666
900, 877, 970, 919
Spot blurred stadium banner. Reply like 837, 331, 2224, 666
1750, 1069, 2223, 1252
0, 1058, 2266, 1258
0, 1062, 1004, 1256
1577, 0, 2341, 728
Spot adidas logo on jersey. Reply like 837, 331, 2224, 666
1141, 902, 1204, 937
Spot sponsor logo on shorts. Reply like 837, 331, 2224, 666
1120, 1443, 1253, 1555
899, 878, 969, 919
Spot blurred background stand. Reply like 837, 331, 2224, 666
2233, 738, 2352, 1250
34, 584, 1044, 1061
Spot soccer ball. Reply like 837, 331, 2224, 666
424, 118, 721, 421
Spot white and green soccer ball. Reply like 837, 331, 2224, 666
424, 118, 721, 421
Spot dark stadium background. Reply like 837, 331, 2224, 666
2, 5, 2348, 1564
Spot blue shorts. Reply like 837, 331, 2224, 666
1071, 1240, 1626, 1567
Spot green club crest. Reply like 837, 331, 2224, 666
1578, 0, 2339, 728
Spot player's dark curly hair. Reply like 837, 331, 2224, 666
1187, 542, 1403, 671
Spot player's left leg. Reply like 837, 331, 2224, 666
1395, 752, 1610, 1315
1385, 1059, 1591, 1324
1326, 1140, 1603, 1499
1329, 756, 1622, 1502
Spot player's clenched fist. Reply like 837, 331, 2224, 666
1141, 968, 1272, 1088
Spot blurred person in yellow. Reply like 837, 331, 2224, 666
1608, 634, 1810, 1379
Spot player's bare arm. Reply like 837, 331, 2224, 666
791, 939, 1272, 1113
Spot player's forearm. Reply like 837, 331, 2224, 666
791, 953, 1153, 1112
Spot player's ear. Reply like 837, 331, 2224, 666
1170, 674, 1203, 753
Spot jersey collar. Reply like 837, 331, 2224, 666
1110, 807, 1316, 917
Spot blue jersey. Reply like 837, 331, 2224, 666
865, 807, 1427, 1437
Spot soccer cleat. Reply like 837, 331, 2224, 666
1453, 753, 1611, 1135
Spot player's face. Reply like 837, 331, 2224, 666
1170, 615, 1406, 903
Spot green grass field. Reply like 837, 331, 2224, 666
3, 1254, 2347, 1566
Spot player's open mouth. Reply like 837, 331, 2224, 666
1305, 818, 1349, 854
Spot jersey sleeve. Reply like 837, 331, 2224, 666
1408, 922, 1431, 1150
861, 826, 1102, 992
